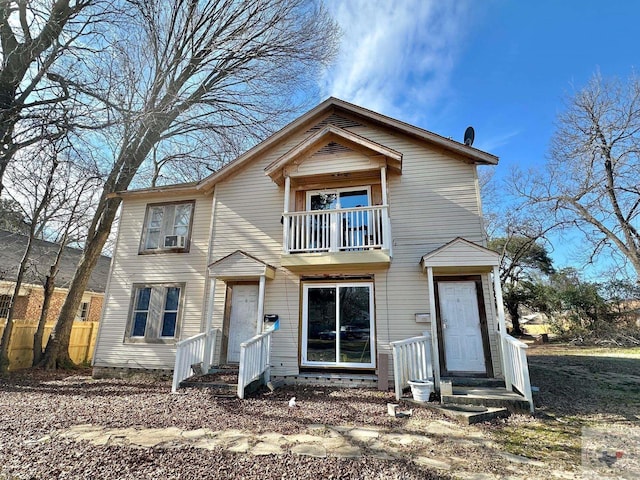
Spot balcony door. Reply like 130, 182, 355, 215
301, 282, 375, 368
306, 187, 370, 250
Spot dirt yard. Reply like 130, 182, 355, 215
0, 344, 638, 479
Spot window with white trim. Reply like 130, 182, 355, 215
0, 294, 11, 318
302, 282, 375, 368
76, 301, 89, 321
125, 283, 184, 343
140, 201, 194, 253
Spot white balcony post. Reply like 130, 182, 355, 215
282, 176, 291, 253
380, 167, 391, 254
330, 211, 339, 252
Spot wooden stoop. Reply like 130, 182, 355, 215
179, 365, 240, 398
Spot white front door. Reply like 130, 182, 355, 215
227, 284, 259, 363
438, 281, 486, 373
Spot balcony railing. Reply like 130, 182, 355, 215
283, 205, 390, 254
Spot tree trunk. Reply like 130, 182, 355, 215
40, 197, 120, 369
506, 301, 523, 337
32, 275, 55, 366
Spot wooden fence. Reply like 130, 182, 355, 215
0, 320, 99, 370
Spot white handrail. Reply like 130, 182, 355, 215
237, 329, 273, 399
390, 334, 433, 401
501, 333, 534, 412
283, 205, 390, 253
171, 329, 218, 393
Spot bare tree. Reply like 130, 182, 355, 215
41, 0, 339, 368
0, 147, 61, 372
517, 72, 640, 279
0, 0, 102, 196
31, 165, 100, 366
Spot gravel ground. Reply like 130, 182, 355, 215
4, 347, 623, 480
0, 369, 451, 479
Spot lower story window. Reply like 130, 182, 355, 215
126, 283, 184, 343
302, 282, 375, 368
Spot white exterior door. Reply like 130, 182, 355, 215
227, 284, 259, 363
438, 281, 486, 373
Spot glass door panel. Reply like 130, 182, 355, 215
303, 283, 375, 368
338, 286, 372, 364
339, 190, 369, 249
308, 193, 336, 251
305, 287, 337, 362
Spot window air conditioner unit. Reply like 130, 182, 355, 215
164, 235, 186, 248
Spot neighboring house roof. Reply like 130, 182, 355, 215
117, 97, 499, 198
0, 230, 111, 293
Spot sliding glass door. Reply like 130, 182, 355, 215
302, 282, 375, 368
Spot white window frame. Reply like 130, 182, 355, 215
305, 186, 371, 211
125, 283, 185, 344
139, 201, 194, 254
76, 301, 90, 321
301, 282, 376, 368
0, 294, 11, 318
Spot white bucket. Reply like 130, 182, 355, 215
408, 379, 433, 402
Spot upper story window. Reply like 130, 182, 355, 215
139, 201, 194, 254
307, 187, 370, 211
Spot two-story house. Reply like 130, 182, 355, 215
92, 98, 532, 410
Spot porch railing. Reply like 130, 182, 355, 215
237, 329, 273, 399
171, 329, 218, 393
283, 205, 389, 253
390, 334, 433, 401
501, 333, 534, 412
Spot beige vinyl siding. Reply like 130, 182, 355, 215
93, 193, 212, 370
291, 150, 383, 177
207, 121, 501, 379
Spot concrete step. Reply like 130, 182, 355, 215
441, 386, 530, 413
426, 403, 510, 425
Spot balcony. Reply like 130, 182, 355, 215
281, 205, 391, 270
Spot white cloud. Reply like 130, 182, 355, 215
320, 0, 471, 124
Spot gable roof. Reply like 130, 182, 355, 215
264, 124, 403, 185
0, 230, 112, 293
208, 250, 276, 280
117, 97, 499, 198
194, 97, 498, 192
420, 237, 500, 269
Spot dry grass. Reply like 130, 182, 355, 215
483, 343, 640, 469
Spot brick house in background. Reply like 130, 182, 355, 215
0, 230, 111, 323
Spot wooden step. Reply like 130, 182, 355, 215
179, 379, 237, 398
440, 377, 505, 388
441, 386, 531, 413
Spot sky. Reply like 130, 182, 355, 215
318, 0, 638, 278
